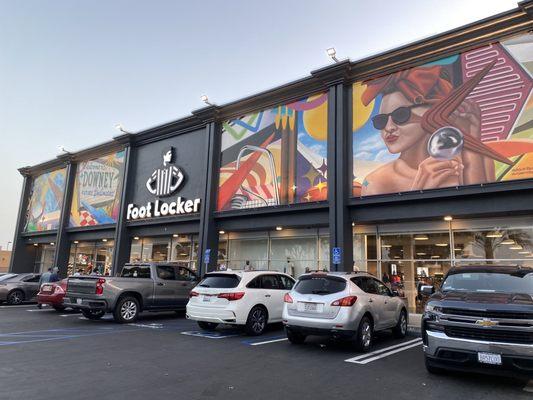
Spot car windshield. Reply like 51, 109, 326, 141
0, 274, 17, 282
198, 274, 240, 288
120, 265, 151, 279
442, 271, 533, 294
294, 275, 346, 295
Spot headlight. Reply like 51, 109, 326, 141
425, 304, 442, 313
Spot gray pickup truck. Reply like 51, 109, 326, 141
64, 263, 199, 323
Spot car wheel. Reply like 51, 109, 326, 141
114, 296, 140, 324
7, 290, 24, 305
392, 309, 408, 338
425, 355, 444, 374
81, 309, 105, 320
198, 321, 218, 331
53, 305, 66, 312
286, 328, 306, 344
354, 316, 373, 352
245, 306, 268, 336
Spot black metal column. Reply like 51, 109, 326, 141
193, 106, 221, 277
112, 136, 135, 275
53, 156, 77, 278
8, 168, 34, 273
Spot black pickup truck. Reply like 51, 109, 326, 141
421, 265, 533, 378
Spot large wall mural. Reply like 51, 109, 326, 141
24, 168, 67, 232
352, 32, 533, 197
70, 151, 125, 227
218, 93, 328, 211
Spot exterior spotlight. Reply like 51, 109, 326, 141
114, 124, 132, 134
326, 47, 339, 63
172, 234, 179, 238
200, 95, 213, 106
219, 230, 225, 235
74, 241, 79, 244
102, 239, 108, 242
276, 226, 283, 231
58, 145, 69, 153
133, 237, 140, 240
50, 242, 55, 246
444, 216, 453, 221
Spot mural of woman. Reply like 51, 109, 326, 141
359, 66, 495, 195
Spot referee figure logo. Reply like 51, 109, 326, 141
146, 147, 185, 197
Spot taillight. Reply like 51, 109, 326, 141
54, 286, 65, 294
95, 278, 106, 295
217, 292, 245, 301
284, 293, 293, 303
189, 291, 199, 298
331, 296, 357, 307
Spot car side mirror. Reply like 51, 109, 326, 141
420, 285, 435, 296
391, 290, 400, 297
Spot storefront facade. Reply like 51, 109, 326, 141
9, 3, 533, 318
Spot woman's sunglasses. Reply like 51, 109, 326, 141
371, 103, 428, 130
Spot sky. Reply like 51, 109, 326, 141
0, 0, 520, 249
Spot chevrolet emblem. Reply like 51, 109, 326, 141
475, 318, 498, 327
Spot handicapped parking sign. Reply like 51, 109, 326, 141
332, 247, 341, 265
203, 249, 211, 264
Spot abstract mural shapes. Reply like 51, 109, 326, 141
24, 168, 67, 232
69, 151, 125, 227
218, 93, 328, 211
352, 32, 533, 197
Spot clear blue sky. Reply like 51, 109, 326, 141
0, 0, 519, 248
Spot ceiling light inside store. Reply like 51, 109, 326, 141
352, 222, 355, 227
219, 230, 225, 235
33, 243, 38, 247
510, 245, 523, 250
416, 252, 427, 256
518, 251, 530, 254
501, 239, 515, 245
102, 239, 107, 242
431, 255, 440, 259
173, 234, 178, 238
74, 241, 79, 244
50, 242, 55, 246
381, 244, 392, 248
276, 226, 283, 231
133, 237, 140, 240
414, 235, 429, 241
394, 256, 401, 259
444, 216, 453, 221
435, 243, 448, 247
486, 232, 503, 238
454, 248, 462, 251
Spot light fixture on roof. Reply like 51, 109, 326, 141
326, 47, 339, 63
443, 216, 453, 221
58, 145, 69, 154
114, 124, 132, 134
200, 95, 213, 106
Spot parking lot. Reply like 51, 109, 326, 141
0, 304, 530, 400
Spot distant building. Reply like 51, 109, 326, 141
0, 249, 11, 273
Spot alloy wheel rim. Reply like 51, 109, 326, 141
362, 322, 371, 348
11, 293, 22, 304
251, 309, 266, 333
400, 314, 407, 334
121, 301, 137, 320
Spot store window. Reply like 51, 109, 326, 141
270, 237, 316, 277
68, 240, 114, 276
353, 233, 378, 276
129, 234, 198, 271
34, 244, 56, 273
228, 238, 268, 270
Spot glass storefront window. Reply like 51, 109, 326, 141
318, 236, 330, 271
128, 235, 198, 271
228, 238, 268, 270
141, 237, 169, 262
68, 240, 114, 276
34, 244, 56, 273
171, 235, 192, 261
454, 228, 533, 260
270, 237, 317, 276
380, 232, 450, 261
353, 234, 377, 275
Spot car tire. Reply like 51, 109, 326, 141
53, 305, 66, 312
81, 309, 105, 320
392, 309, 408, 338
7, 290, 24, 305
286, 328, 306, 344
114, 296, 140, 324
354, 316, 373, 352
245, 306, 268, 336
425, 356, 444, 374
197, 321, 218, 331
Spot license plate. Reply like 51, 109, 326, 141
76, 298, 83, 305
202, 295, 211, 302
303, 302, 318, 312
478, 352, 502, 365
42, 285, 52, 292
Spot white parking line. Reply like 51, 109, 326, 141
250, 338, 288, 346
26, 309, 53, 312
60, 314, 79, 317
524, 380, 533, 393
345, 338, 423, 364
0, 305, 38, 309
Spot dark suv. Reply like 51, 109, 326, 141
422, 265, 533, 377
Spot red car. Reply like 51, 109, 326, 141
37, 279, 68, 311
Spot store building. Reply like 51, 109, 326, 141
9, 2, 533, 315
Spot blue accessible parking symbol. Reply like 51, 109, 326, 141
332, 247, 342, 265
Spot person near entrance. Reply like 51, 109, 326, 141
49, 267, 60, 283
37, 268, 52, 308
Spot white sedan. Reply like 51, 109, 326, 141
186, 270, 295, 335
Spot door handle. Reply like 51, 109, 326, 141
157, 282, 164, 286
368, 299, 373, 303
265, 294, 271, 298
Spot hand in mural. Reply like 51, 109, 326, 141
410, 155, 464, 190
448, 99, 495, 184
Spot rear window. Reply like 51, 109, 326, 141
198, 274, 240, 288
121, 265, 151, 279
294, 275, 346, 295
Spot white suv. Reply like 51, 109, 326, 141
283, 272, 408, 351
186, 270, 295, 335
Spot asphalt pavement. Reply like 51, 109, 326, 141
0, 304, 530, 400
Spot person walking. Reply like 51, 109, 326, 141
37, 268, 52, 308
49, 267, 60, 283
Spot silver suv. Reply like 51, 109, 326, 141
282, 272, 408, 351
